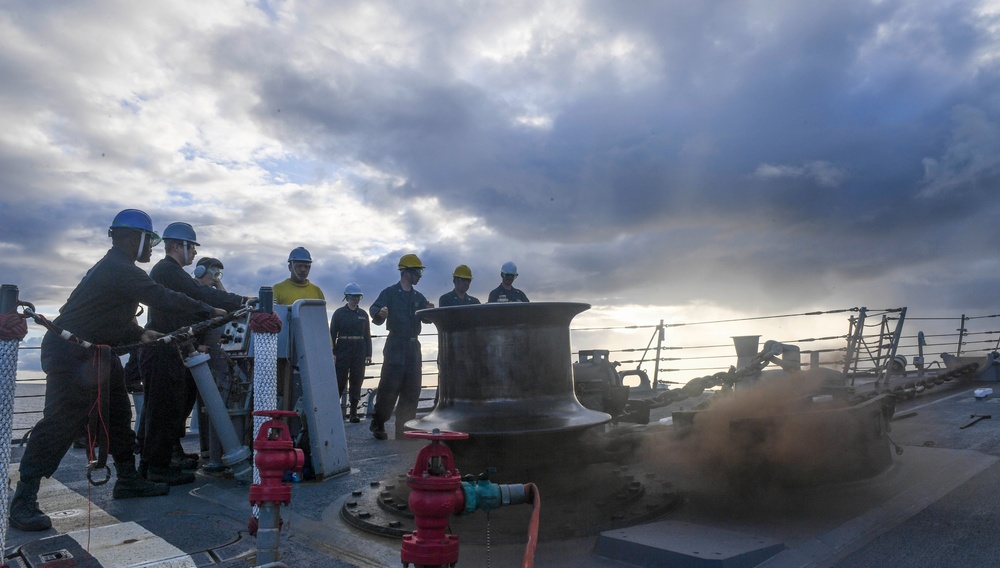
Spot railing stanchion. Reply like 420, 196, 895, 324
956, 314, 967, 357
653, 320, 664, 391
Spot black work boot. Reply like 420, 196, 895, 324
144, 464, 195, 486
370, 421, 388, 440
113, 460, 169, 499
171, 445, 199, 471
349, 404, 360, 424
9, 477, 52, 532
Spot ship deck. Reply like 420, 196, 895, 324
6, 377, 1000, 567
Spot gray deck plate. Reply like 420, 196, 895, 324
595, 520, 785, 568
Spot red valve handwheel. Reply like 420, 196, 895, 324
404, 429, 469, 441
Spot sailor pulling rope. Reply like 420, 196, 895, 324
15, 301, 256, 485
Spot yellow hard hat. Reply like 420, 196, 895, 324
398, 253, 425, 270
453, 264, 473, 279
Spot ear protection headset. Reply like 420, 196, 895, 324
194, 264, 208, 278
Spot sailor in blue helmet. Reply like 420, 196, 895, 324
331, 283, 373, 423
137, 222, 250, 485
487, 261, 529, 303
368, 254, 435, 440
273, 247, 325, 305
9, 210, 224, 532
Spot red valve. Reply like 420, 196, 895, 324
249, 410, 304, 507
401, 429, 470, 568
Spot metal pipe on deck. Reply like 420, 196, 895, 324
185, 352, 253, 482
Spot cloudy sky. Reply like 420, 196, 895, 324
4, 0, 1000, 338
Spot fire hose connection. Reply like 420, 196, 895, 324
461, 468, 530, 514
402, 429, 540, 568
248, 409, 305, 567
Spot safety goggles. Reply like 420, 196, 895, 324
146, 231, 162, 246
408, 268, 424, 277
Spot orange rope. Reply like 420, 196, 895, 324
522, 483, 540, 568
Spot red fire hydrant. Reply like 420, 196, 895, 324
249, 409, 304, 566
401, 429, 470, 568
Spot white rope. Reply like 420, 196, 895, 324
251, 330, 279, 519
0, 339, 19, 554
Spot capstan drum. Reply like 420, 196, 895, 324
409, 302, 611, 435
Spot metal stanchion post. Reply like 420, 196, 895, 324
0, 284, 28, 564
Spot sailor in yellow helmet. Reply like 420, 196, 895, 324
367, 253, 434, 440
439, 264, 481, 306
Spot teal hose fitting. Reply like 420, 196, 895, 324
460, 470, 528, 515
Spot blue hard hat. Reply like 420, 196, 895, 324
344, 282, 363, 296
111, 209, 154, 232
501, 261, 518, 275
109, 209, 161, 245
161, 222, 200, 245
288, 247, 313, 263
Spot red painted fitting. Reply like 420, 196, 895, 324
249, 410, 305, 506
401, 430, 469, 568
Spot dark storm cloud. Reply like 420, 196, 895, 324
225, 0, 1000, 311
4, 1, 1000, 320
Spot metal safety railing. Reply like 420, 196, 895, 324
11, 304, 1000, 437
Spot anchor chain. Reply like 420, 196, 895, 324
639, 346, 779, 411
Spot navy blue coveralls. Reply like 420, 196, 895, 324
369, 283, 430, 437
331, 304, 373, 407
138, 256, 245, 469
19, 247, 213, 481
487, 285, 529, 303
438, 291, 481, 307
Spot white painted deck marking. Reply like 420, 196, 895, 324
10, 465, 198, 568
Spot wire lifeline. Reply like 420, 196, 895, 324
662, 307, 862, 328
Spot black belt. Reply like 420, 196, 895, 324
339, 336, 365, 340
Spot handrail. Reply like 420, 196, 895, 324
11, 307, 1000, 438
